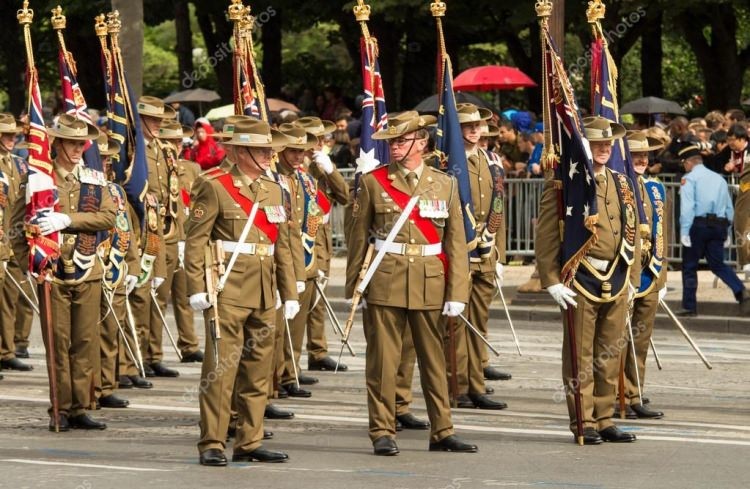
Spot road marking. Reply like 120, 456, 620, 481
0, 458, 171, 472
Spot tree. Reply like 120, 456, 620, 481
112, 0, 145, 98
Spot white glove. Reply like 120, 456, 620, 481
346, 297, 366, 310
681, 235, 692, 248
317, 269, 326, 281
275, 290, 282, 310
152, 276, 165, 290
658, 287, 667, 302
189, 293, 211, 311
724, 234, 732, 247
441, 301, 465, 317
313, 151, 335, 174
296, 281, 306, 294
284, 300, 300, 319
124, 275, 138, 295
495, 262, 504, 283
37, 212, 71, 236
178, 241, 185, 264
547, 283, 578, 310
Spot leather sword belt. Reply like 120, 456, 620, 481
374, 239, 442, 257
222, 241, 275, 256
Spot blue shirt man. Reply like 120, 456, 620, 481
677, 144, 747, 315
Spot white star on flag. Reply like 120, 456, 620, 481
355, 148, 379, 174
585, 172, 592, 186
583, 203, 590, 219
566, 206, 573, 216
568, 161, 579, 180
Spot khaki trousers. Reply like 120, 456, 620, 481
735, 190, 750, 267
562, 286, 628, 432
40, 280, 102, 417
305, 289, 329, 362
268, 307, 286, 397
98, 286, 128, 397
171, 266, 200, 355
147, 241, 178, 363
0, 259, 26, 360
12, 260, 35, 350
364, 304, 454, 443
197, 302, 275, 454
129, 281, 153, 366
281, 279, 315, 385
395, 326, 417, 416
624, 289, 659, 404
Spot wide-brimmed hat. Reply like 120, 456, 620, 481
47, 114, 101, 141
0, 113, 23, 135
296, 116, 336, 137
221, 119, 289, 149
583, 116, 626, 142
626, 131, 663, 153
456, 103, 493, 124
137, 96, 176, 119
371, 111, 437, 140
212, 115, 255, 141
480, 120, 499, 137
279, 123, 317, 150
159, 120, 194, 140
96, 133, 121, 157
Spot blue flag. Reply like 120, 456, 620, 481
356, 36, 389, 187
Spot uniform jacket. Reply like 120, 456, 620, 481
467, 149, 506, 273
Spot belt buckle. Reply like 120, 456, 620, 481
255, 243, 270, 256
404, 243, 422, 256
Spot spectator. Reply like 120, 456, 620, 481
725, 109, 746, 128
515, 132, 535, 178
320, 86, 345, 122
496, 120, 527, 175
171, 102, 196, 127
190, 117, 225, 170
705, 110, 726, 130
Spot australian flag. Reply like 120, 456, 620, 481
236, 58, 261, 119
544, 28, 598, 285
591, 37, 646, 225
436, 57, 477, 254
356, 36, 389, 179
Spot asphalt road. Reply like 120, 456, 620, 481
1, 313, 748, 489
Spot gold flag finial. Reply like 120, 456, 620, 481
107, 10, 121, 34
535, 0, 553, 19
586, 0, 605, 23
228, 0, 245, 22
17, 0, 34, 25
94, 13, 108, 37
51, 5, 66, 30
239, 6, 254, 32
430, 1, 446, 18
353, 1, 371, 22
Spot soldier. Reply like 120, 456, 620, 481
0, 113, 34, 374
620, 132, 668, 419
347, 110, 477, 456
159, 120, 203, 363
26, 115, 116, 430
717, 124, 750, 278
537, 116, 641, 444
186, 119, 299, 466
96, 134, 139, 408
447, 103, 508, 410
133, 96, 179, 377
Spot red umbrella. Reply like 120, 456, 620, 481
454, 65, 537, 92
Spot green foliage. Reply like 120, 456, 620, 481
143, 21, 180, 97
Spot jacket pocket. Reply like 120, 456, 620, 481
366, 256, 395, 302
423, 259, 445, 307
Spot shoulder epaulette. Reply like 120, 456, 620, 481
202, 167, 226, 181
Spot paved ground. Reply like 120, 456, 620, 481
1, 298, 749, 489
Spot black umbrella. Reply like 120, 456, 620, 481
620, 96, 686, 116
414, 92, 495, 114
164, 88, 221, 104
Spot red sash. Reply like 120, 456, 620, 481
181, 188, 190, 208
216, 174, 279, 243
317, 190, 331, 215
370, 167, 447, 270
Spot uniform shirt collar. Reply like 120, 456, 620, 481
399, 162, 424, 180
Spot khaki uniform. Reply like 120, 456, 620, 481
537, 169, 640, 432
29, 163, 116, 417
346, 162, 469, 443
185, 164, 297, 454
736, 166, 750, 267
445, 150, 506, 396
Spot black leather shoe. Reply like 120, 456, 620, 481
150, 362, 179, 377
227, 427, 273, 440
282, 383, 311, 398
232, 447, 288, 463
675, 309, 697, 317
15, 346, 29, 359
69, 414, 107, 430
118, 375, 133, 389
200, 448, 227, 467
264, 430, 273, 440
1, 358, 33, 371
128, 375, 153, 389
485, 386, 495, 394
429, 435, 478, 453
264, 404, 294, 420
483, 366, 512, 381
308, 356, 346, 371
468, 393, 508, 410
48, 414, 70, 432
396, 413, 430, 430
456, 395, 475, 409
298, 374, 319, 385
276, 387, 288, 399
580, 427, 603, 445
631, 403, 664, 419
373, 436, 399, 456
181, 350, 204, 363
143, 364, 155, 377
599, 426, 636, 443
0, 373, 3, 380
99, 394, 130, 408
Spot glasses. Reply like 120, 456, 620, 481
388, 137, 423, 147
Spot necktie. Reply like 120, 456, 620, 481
595, 174, 606, 185
406, 172, 417, 191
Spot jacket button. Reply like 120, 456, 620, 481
408, 258, 414, 263
410, 238, 415, 243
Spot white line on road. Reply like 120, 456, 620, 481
0, 458, 171, 472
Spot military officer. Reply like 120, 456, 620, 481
133, 96, 180, 377
186, 119, 299, 466
536, 116, 641, 445
620, 132, 668, 419
448, 103, 508, 410
0, 113, 34, 373
26, 115, 116, 430
347, 110, 477, 456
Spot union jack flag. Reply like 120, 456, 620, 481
355, 37, 389, 180
234, 50, 260, 118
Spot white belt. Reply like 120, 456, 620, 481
374, 239, 442, 257
222, 241, 275, 256
586, 256, 610, 272
321, 213, 330, 225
